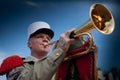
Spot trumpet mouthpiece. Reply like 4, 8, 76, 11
44, 41, 58, 46
43, 43, 48, 46
43, 42, 53, 46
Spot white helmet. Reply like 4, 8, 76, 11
28, 21, 54, 39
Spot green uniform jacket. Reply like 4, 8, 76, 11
6, 48, 65, 80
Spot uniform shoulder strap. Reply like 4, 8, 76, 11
0, 55, 24, 75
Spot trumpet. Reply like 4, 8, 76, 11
44, 3, 115, 50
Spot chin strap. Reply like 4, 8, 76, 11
0, 55, 24, 75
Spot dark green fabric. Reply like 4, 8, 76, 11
65, 60, 80, 80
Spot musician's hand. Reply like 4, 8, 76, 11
57, 28, 79, 53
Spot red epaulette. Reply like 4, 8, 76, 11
0, 55, 24, 75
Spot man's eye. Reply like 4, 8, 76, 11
36, 36, 42, 38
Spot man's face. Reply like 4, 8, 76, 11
28, 33, 51, 55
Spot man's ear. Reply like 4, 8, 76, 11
27, 40, 32, 48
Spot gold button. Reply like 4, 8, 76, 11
56, 53, 60, 56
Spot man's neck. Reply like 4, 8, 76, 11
31, 52, 47, 59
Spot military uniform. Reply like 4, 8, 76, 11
6, 48, 65, 80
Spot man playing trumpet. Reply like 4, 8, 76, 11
0, 3, 114, 80
0, 21, 80, 80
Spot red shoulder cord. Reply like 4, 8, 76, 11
0, 55, 24, 75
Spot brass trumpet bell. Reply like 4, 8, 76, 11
74, 3, 115, 37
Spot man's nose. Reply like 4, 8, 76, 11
43, 37, 49, 42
